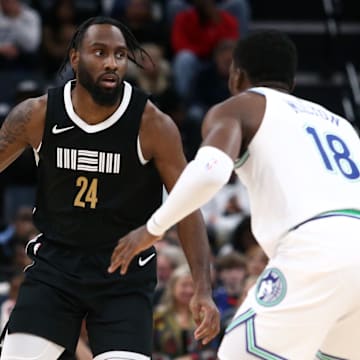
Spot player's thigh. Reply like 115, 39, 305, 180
86, 287, 155, 358
317, 305, 360, 360
218, 261, 345, 360
8, 276, 84, 354
1, 333, 65, 360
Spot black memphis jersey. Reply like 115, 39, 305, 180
33, 81, 163, 249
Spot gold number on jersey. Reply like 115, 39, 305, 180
74, 176, 98, 209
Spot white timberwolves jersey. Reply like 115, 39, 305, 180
235, 87, 360, 257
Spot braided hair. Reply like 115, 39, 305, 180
58, 16, 152, 78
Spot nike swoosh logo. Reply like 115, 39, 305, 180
52, 124, 75, 134
138, 253, 156, 267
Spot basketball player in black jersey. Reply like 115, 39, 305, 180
0, 17, 219, 360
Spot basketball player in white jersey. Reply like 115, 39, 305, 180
109, 30, 360, 359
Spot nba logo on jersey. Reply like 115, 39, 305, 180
256, 268, 287, 307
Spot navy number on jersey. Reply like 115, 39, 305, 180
306, 126, 360, 180
74, 176, 99, 208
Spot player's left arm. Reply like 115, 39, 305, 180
109, 100, 242, 274
148, 103, 221, 344
109, 101, 220, 343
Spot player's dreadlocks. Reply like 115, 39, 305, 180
58, 16, 152, 78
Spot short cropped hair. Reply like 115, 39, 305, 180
233, 30, 297, 89
215, 252, 247, 272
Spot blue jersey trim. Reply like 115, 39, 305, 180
291, 209, 360, 231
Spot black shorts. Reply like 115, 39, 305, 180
8, 235, 157, 357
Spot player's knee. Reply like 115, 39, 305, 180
1, 333, 65, 360
93, 350, 150, 360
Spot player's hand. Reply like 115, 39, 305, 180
190, 291, 220, 345
108, 225, 162, 275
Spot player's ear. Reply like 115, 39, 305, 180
69, 49, 79, 73
233, 68, 246, 93
228, 62, 244, 95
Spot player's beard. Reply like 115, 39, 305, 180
77, 61, 123, 106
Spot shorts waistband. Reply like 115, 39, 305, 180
291, 209, 360, 231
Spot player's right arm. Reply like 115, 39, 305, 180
201, 97, 243, 160
0, 97, 46, 172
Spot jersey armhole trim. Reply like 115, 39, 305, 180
137, 135, 149, 165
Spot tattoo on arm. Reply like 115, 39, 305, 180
0, 100, 34, 151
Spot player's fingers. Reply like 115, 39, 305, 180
191, 306, 202, 326
118, 243, 138, 275
194, 308, 219, 343
111, 240, 126, 260
197, 322, 218, 345
119, 255, 132, 275
108, 242, 127, 272
193, 314, 201, 326
203, 312, 220, 344
194, 310, 212, 338
108, 256, 122, 273
202, 320, 220, 345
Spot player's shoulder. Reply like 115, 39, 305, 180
206, 91, 262, 123
141, 99, 175, 132
7, 94, 47, 124
213, 90, 262, 110
2, 95, 48, 149
139, 99, 183, 160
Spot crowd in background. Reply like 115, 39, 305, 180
0, 0, 358, 359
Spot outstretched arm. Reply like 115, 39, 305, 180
145, 100, 242, 237
109, 101, 220, 344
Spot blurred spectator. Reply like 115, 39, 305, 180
154, 244, 186, 305
183, 39, 236, 159
0, 272, 24, 331
32, 0, 102, 23
41, 0, 77, 81
128, 42, 175, 106
0, 0, 41, 69
12, 242, 33, 271
71, 0, 103, 23
166, 0, 250, 36
0, 206, 37, 280
237, 274, 258, 306
212, 252, 247, 316
245, 244, 268, 277
110, 0, 164, 21
153, 265, 217, 360
219, 273, 258, 340
189, 39, 235, 119
113, 0, 168, 54
225, 215, 257, 254
201, 174, 249, 251
171, 0, 238, 103
14, 79, 44, 103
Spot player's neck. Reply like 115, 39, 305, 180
71, 85, 122, 125
252, 81, 290, 93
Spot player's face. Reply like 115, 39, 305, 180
73, 24, 129, 106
